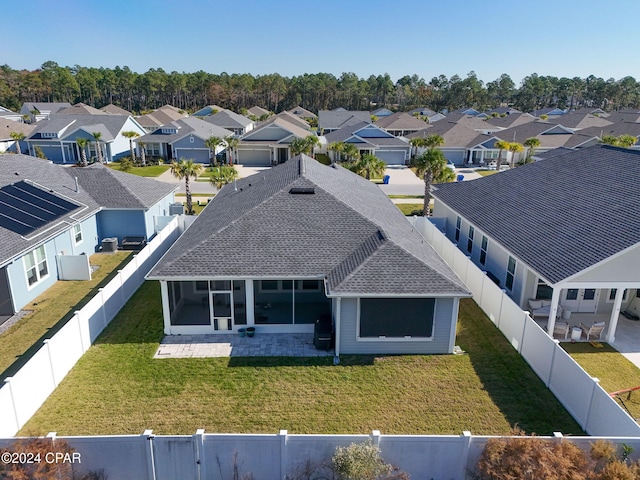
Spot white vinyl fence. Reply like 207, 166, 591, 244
2, 430, 640, 480
0, 218, 181, 437
410, 216, 640, 437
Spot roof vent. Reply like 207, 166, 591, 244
289, 187, 315, 195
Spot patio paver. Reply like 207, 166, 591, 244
154, 333, 334, 358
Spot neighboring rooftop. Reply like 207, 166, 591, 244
432, 145, 640, 284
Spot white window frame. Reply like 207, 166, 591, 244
24, 245, 49, 288
73, 224, 83, 244
467, 226, 474, 253
454, 216, 461, 242
355, 298, 435, 342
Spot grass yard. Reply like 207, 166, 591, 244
564, 342, 640, 420
0, 252, 132, 378
396, 203, 425, 216
476, 170, 500, 177
20, 283, 582, 437
106, 164, 170, 177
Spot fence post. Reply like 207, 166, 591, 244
519, 311, 528, 354
496, 289, 507, 328
143, 429, 157, 480
43, 339, 57, 386
584, 378, 601, 434
194, 429, 205, 480
118, 270, 126, 305
279, 430, 288, 480
546, 339, 560, 388
75, 313, 86, 353
4, 378, 20, 433
371, 430, 381, 447
99, 288, 107, 328
461, 431, 472, 478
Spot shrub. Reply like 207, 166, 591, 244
118, 157, 134, 172
332, 440, 409, 480
476, 429, 640, 479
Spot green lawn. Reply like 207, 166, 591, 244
476, 170, 500, 177
564, 342, 640, 420
106, 164, 170, 177
396, 203, 425, 216
0, 252, 133, 377
19, 285, 582, 437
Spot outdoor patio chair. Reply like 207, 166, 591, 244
579, 321, 606, 341
553, 321, 570, 340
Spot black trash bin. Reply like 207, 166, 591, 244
314, 313, 333, 351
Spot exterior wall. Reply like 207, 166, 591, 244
5, 215, 98, 311
143, 193, 175, 238
110, 117, 146, 161
570, 244, 640, 284
28, 141, 65, 162
433, 200, 527, 306
338, 297, 457, 354
172, 135, 211, 163
243, 124, 289, 141
97, 210, 147, 244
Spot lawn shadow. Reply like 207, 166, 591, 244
456, 299, 585, 436
226, 355, 375, 368
0, 254, 135, 383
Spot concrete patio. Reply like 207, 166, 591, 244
154, 332, 334, 359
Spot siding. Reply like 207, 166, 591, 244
338, 297, 456, 354
97, 210, 147, 244
7, 215, 98, 311
144, 193, 175, 238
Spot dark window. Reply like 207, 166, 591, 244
261, 280, 278, 291
480, 235, 488, 265
195, 281, 208, 292
505, 256, 516, 291
609, 289, 627, 301
210, 280, 231, 291
455, 216, 461, 242
359, 298, 435, 338
467, 226, 474, 253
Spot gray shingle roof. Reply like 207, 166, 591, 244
318, 110, 371, 130
204, 110, 253, 129
374, 112, 428, 131
28, 114, 131, 141
138, 117, 234, 143
148, 155, 469, 297
71, 163, 177, 209
0, 154, 177, 267
432, 145, 640, 284
324, 122, 408, 147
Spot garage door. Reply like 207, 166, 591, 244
237, 148, 271, 166
376, 150, 407, 165
174, 148, 210, 163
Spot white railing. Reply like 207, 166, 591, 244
410, 216, 640, 437
0, 218, 181, 437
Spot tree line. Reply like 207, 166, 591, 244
1, 61, 640, 115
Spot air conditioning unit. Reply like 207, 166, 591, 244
169, 202, 184, 215
101, 237, 118, 253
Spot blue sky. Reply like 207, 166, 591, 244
2, 0, 639, 86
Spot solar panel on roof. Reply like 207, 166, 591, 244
0, 181, 81, 236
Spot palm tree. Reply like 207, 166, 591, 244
122, 131, 141, 165
409, 137, 426, 159
224, 136, 239, 166
209, 165, 239, 190
92, 132, 104, 164
291, 135, 320, 158
349, 154, 386, 180
139, 141, 147, 166
327, 142, 346, 163
76, 137, 89, 166
494, 139, 510, 171
523, 137, 540, 163
170, 158, 203, 214
9, 132, 25, 155
508, 142, 524, 167
205, 136, 224, 166
342, 143, 360, 162
411, 134, 449, 217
